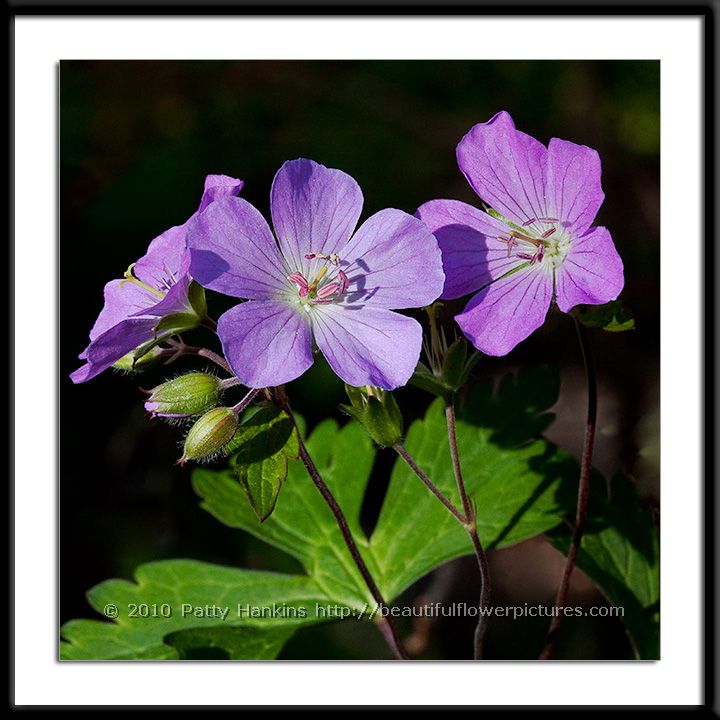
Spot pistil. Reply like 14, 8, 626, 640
120, 263, 166, 299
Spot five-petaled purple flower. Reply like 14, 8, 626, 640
417, 111, 624, 356
187, 158, 445, 390
71, 175, 244, 383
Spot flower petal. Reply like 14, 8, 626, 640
197, 174, 244, 212
555, 226, 624, 313
187, 197, 290, 300
456, 265, 553, 356
134, 266, 194, 318
270, 158, 363, 277
133, 225, 187, 289
336, 208, 445, 309
416, 198, 525, 300
134, 175, 243, 288
456, 111, 548, 228
84, 279, 158, 347
70, 317, 158, 384
545, 138, 604, 235
217, 300, 314, 388
312, 305, 422, 390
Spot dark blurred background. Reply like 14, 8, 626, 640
60, 60, 659, 660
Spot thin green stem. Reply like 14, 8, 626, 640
201, 315, 218, 333
538, 316, 597, 660
279, 394, 408, 660
394, 444, 466, 524
445, 399, 492, 660
232, 388, 260, 415
162, 339, 233, 375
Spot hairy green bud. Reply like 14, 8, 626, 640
180, 407, 238, 464
145, 372, 223, 418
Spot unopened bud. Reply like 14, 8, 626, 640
113, 346, 163, 373
145, 372, 223, 418
340, 385, 403, 447
180, 407, 238, 464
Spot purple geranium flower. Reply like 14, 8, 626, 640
417, 111, 624, 356
187, 158, 445, 390
71, 175, 244, 383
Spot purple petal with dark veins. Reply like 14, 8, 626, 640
270, 158, 363, 278
70, 317, 159, 384
187, 197, 290, 300
555, 226, 624, 313
456, 111, 548, 228
339, 208, 445, 309
545, 138, 604, 236
455, 265, 553, 356
416, 198, 523, 300
311, 304, 422, 390
217, 300, 314, 388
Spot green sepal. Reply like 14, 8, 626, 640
340, 385, 403, 447
112, 344, 164, 373
153, 312, 202, 335
187, 281, 208, 318
577, 300, 635, 332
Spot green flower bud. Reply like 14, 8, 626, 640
112, 345, 164, 373
145, 372, 223, 418
340, 385, 403, 447
180, 407, 239, 464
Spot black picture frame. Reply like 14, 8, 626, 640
8, 0, 715, 711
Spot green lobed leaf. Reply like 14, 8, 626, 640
62, 366, 658, 660
60, 560, 326, 660
548, 474, 659, 659
165, 626, 295, 660
370, 367, 575, 599
228, 405, 299, 521
194, 419, 378, 611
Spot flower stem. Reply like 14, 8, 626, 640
444, 399, 492, 660
394, 402, 492, 660
162, 338, 233, 375
202, 315, 218, 333
393, 444, 465, 524
196, 348, 232, 375
279, 394, 408, 660
538, 316, 597, 660
232, 388, 260, 415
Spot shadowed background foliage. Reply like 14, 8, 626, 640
61, 60, 659, 660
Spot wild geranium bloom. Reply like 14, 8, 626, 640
70, 175, 243, 383
417, 111, 624, 356
187, 158, 445, 390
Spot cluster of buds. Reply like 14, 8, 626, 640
410, 303, 480, 400
340, 385, 404, 448
142, 371, 250, 464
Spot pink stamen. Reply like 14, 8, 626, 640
498, 236, 517, 258
522, 218, 536, 226
316, 282, 340, 300
304, 253, 316, 259
288, 272, 309, 297
338, 269, 349, 294
541, 227, 556, 239
539, 217, 559, 222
